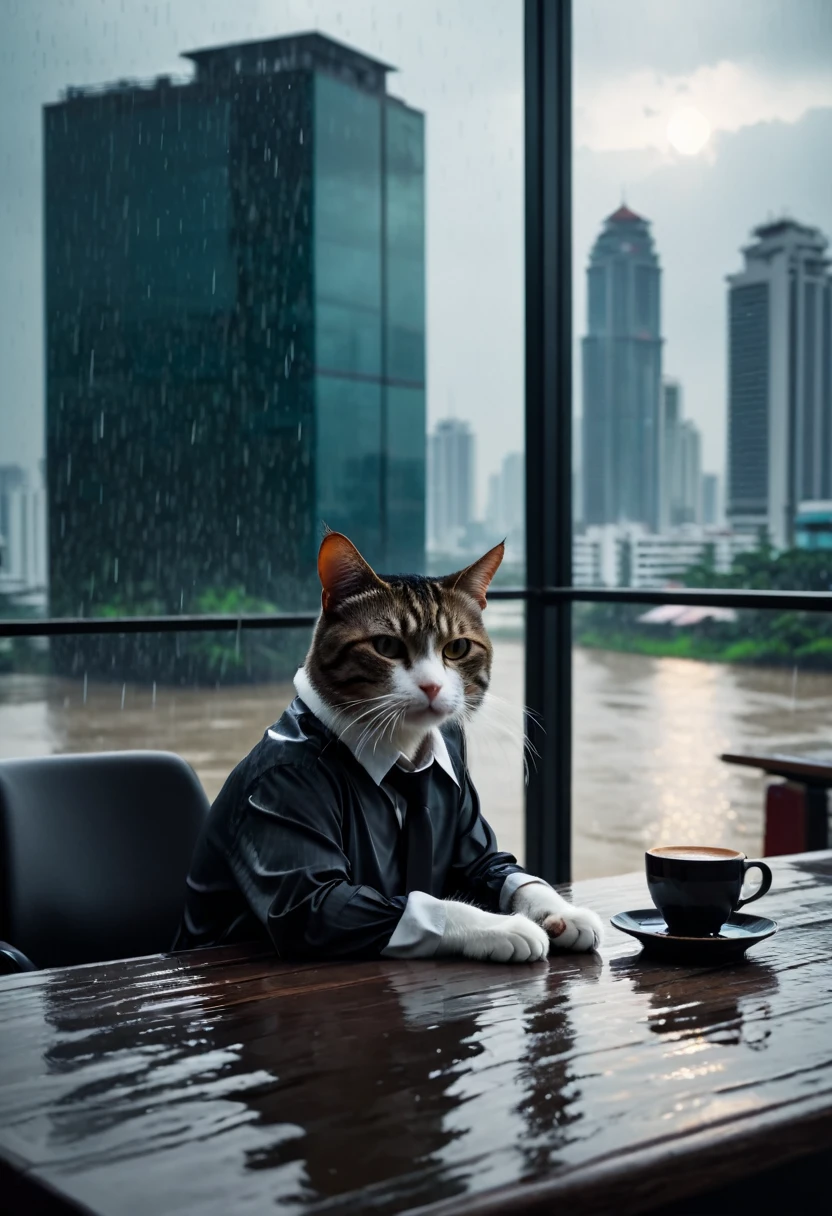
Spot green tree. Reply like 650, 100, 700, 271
576, 546, 832, 671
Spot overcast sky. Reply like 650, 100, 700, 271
1, 0, 830, 512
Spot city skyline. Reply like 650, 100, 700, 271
4, 2, 832, 510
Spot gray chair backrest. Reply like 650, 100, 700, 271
0, 751, 210, 968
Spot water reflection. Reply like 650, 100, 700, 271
239, 970, 484, 1210
573, 647, 832, 877
609, 953, 779, 1051
13, 931, 822, 1216
512, 955, 603, 1179
31, 955, 610, 1209
35, 959, 495, 1212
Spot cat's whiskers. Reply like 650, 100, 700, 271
335, 693, 397, 711
472, 691, 542, 743
461, 713, 526, 784
351, 704, 398, 750
482, 689, 545, 732
353, 698, 408, 754
371, 705, 407, 755
472, 712, 540, 770
463, 692, 539, 784
331, 695, 403, 756
332, 693, 401, 731
473, 717, 536, 785
343, 695, 399, 728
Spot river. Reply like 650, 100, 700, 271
1, 642, 830, 880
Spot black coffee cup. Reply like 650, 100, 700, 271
646, 846, 773, 937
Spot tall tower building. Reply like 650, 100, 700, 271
726, 219, 832, 548
44, 33, 425, 622
582, 205, 663, 530
427, 420, 474, 552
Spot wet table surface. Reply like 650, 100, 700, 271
1, 853, 831, 1216
721, 750, 832, 783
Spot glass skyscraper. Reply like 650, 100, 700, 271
582, 205, 663, 531
44, 33, 425, 624
726, 219, 831, 549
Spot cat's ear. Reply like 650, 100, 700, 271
318, 531, 385, 613
442, 541, 505, 610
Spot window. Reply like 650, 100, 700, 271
3, 1, 830, 885
570, 0, 832, 877
574, 0, 832, 575
1, 2, 526, 858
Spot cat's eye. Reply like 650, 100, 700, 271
372, 635, 407, 660
443, 638, 471, 661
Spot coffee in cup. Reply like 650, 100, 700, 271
645, 846, 772, 937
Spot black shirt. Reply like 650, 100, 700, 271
174, 697, 527, 960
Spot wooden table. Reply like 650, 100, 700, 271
1, 854, 831, 1216
722, 751, 832, 853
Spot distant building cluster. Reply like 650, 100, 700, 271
6, 28, 830, 617
426, 421, 523, 562
570, 205, 832, 587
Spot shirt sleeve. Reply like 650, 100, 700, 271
228, 762, 408, 959
445, 769, 529, 912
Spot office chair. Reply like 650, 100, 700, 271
0, 751, 209, 972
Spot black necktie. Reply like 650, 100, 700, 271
384, 764, 435, 895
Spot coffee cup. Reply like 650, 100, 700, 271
645, 846, 773, 937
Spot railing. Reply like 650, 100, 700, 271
1, 585, 830, 639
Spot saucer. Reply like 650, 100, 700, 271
610, 908, 777, 964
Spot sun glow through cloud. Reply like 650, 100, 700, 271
667, 106, 712, 155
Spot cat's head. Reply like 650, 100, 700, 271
304, 532, 504, 747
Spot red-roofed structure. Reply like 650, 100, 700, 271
607, 204, 644, 224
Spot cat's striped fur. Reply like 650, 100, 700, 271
299, 531, 604, 960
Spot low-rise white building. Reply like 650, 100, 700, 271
573, 523, 758, 589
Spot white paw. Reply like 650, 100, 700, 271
462, 913, 550, 964
542, 904, 604, 952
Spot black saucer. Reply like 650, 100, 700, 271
610, 908, 777, 964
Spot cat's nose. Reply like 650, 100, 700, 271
419, 682, 442, 704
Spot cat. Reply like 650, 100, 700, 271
295, 530, 603, 962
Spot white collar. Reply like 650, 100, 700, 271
294, 668, 459, 789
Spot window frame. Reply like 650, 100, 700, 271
2, 0, 831, 884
